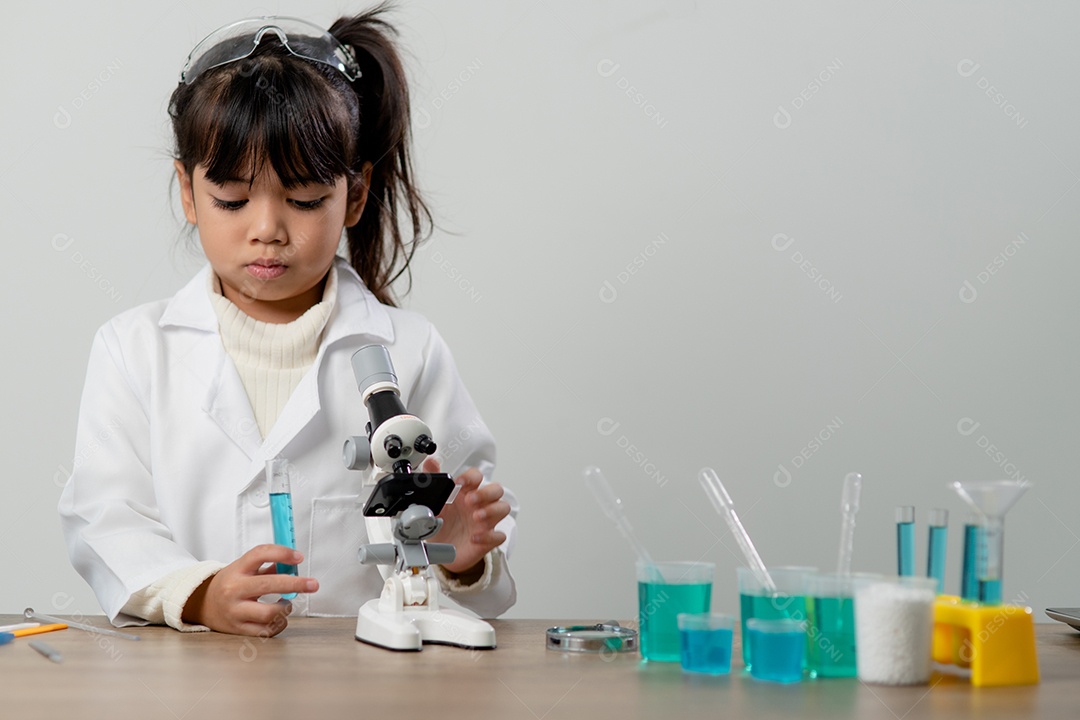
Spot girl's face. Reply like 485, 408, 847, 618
175, 161, 368, 323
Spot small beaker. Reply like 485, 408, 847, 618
746, 618, 805, 683
678, 613, 735, 675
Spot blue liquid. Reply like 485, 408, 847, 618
680, 628, 733, 674
638, 582, 711, 662
807, 596, 856, 677
748, 627, 805, 683
980, 578, 1002, 605
961, 524, 982, 601
928, 525, 947, 594
897, 521, 915, 576
739, 593, 808, 670
270, 492, 298, 600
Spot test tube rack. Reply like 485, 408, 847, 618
931, 596, 1039, 687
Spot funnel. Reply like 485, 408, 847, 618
950, 480, 1029, 604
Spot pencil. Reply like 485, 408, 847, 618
12, 623, 67, 638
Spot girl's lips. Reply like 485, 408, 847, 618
246, 262, 287, 280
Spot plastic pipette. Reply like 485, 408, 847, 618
583, 466, 658, 576
836, 472, 862, 576
698, 467, 777, 595
24, 608, 141, 641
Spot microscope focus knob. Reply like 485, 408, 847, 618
384, 435, 404, 459
343, 436, 371, 471
414, 435, 437, 455
399, 504, 440, 539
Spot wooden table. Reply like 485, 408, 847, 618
1, 615, 1076, 719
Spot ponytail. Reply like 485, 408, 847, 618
330, 4, 432, 306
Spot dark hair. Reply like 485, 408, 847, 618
168, 3, 431, 306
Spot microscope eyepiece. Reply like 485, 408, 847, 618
351, 344, 399, 398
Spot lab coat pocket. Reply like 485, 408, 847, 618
306, 496, 385, 617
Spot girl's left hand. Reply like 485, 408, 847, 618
422, 457, 510, 577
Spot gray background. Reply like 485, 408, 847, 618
2, 1, 1076, 623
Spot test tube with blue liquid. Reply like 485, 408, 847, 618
267, 458, 298, 599
926, 509, 948, 594
896, 506, 915, 576
961, 513, 982, 601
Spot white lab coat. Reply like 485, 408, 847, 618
59, 257, 517, 625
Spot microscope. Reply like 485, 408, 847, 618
342, 344, 497, 651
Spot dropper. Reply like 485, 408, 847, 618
698, 467, 777, 594
836, 472, 862, 576
583, 466, 659, 579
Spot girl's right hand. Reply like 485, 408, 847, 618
182, 544, 319, 636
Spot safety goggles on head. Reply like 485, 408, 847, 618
180, 16, 362, 85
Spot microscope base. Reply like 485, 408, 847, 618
355, 599, 497, 651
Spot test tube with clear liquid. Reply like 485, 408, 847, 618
951, 480, 1029, 605
267, 458, 298, 599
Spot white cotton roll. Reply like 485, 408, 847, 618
854, 582, 936, 685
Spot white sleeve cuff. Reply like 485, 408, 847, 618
120, 561, 226, 633
432, 551, 495, 595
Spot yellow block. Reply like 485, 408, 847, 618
932, 595, 1039, 687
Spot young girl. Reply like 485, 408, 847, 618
58, 8, 517, 637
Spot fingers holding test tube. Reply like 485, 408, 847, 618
181, 544, 319, 636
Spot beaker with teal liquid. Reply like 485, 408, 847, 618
736, 566, 813, 672
805, 572, 861, 678
637, 561, 713, 662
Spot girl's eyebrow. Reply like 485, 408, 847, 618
203, 175, 251, 187
209, 173, 332, 188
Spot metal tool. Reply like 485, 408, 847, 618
546, 622, 638, 653
24, 608, 140, 641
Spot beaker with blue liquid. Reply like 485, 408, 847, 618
678, 613, 735, 675
746, 618, 805, 683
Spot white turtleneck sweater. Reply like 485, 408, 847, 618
208, 268, 337, 438
119, 267, 337, 630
